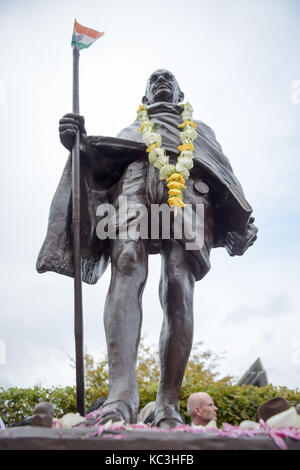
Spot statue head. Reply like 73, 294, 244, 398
142, 69, 184, 105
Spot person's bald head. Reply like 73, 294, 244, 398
187, 392, 218, 426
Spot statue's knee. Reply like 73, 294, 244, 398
113, 242, 145, 276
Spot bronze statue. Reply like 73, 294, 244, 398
37, 69, 257, 428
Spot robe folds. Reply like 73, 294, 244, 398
36, 102, 253, 284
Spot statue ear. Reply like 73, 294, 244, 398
142, 95, 150, 105
178, 91, 185, 103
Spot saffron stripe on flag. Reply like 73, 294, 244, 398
74, 19, 104, 39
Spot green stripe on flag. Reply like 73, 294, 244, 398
71, 33, 92, 49
72, 41, 91, 50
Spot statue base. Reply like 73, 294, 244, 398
1, 425, 299, 450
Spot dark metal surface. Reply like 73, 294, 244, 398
72, 45, 85, 417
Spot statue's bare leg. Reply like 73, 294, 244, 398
154, 239, 195, 428
99, 238, 148, 424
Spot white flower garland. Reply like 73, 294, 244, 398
137, 102, 197, 208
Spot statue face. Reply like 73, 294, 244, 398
143, 69, 184, 105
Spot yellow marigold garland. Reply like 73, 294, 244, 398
178, 120, 197, 130
137, 102, 197, 208
178, 143, 194, 153
146, 142, 160, 153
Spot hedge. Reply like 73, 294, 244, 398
180, 383, 300, 426
1, 383, 299, 428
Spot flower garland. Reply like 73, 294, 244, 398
137, 102, 197, 208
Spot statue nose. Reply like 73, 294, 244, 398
157, 76, 170, 86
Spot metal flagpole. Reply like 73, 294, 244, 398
72, 43, 85, 416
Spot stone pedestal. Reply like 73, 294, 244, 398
1, 426, 299, 450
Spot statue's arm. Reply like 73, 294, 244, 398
59, 113, 145, 184
225, 217, 258, 256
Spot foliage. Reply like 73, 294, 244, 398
1, 340, 299, 427
180, 383, 300, 427
0, 386, 77, 427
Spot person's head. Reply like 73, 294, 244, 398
142, 69, 184, 105
258, 397, 290, 422
187, 392, 218, 426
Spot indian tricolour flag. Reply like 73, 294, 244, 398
71, 19, 104, 50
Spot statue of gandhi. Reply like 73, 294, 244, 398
37, 69, 257, 427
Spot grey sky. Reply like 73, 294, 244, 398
0, 0, 300, 390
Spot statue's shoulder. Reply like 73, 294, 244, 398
194, 119, 217, 139
116, 119, 139, 140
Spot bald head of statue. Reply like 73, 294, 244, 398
142, 69, 184, 105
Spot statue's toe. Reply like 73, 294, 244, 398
96, 399, 137, 425
153, 407, 184, 429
